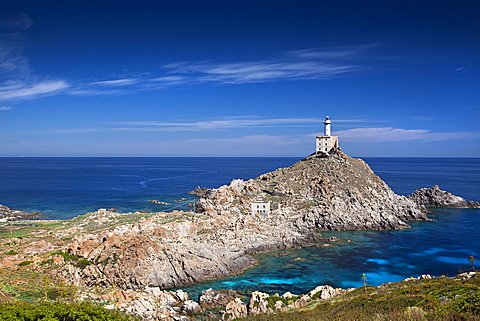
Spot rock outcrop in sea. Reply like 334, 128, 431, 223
407, 185, 480, 208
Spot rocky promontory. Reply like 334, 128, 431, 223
193, 150, 429, 230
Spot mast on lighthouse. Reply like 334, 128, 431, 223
316, 115, 338, 154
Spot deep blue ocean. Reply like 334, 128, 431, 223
1, 157, 479, 296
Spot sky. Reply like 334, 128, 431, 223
0, 0, 479, 157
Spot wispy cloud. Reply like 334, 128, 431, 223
0, 14, 70, 101
454, 64, 472, 71
0, 105, 12, 110
108, 117, 323, 131
73, 45, 379, 95
465, 105, 480, 110
89, 78, 140, 86
287, 44, 379, 60
0, 80, 69, 100
0, 14, 33, 30
162, 46, 375, 85
0, 30, 381, 100
100, 116, 378, 132
54, 117, 381, 135
410, 116, 436, 121
54, 118, 323, 133
0, 20, 31, 80
335, 127, 477, 143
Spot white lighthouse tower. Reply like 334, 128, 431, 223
316, 116, 338, 153
324, 115, 331, 136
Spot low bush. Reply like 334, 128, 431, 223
0, 302, 136, 320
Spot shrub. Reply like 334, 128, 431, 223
18, 261, 34, 267
0, 302, 136, 320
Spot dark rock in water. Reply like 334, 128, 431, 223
190, 186, 215, 198
0, 205, 42, 221
407, 185, 480, 208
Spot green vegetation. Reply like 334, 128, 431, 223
266, 295, 299, 310
50, 250, 93, 270
240, 273, 480, 321
0, 302, 136, 320
17, 261, 34, 267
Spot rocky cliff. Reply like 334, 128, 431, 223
194, 150, 429, 230
57, 209, 318, 291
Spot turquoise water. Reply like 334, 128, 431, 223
1, 157, 479, 296
179, 208, 480, 297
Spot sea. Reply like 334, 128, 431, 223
1, 157, 479, 297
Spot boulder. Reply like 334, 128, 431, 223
223, 298, 247, 320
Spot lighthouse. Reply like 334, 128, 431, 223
316, 116, 339, 153
324, 115, 331, 136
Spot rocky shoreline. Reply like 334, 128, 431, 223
0, 205, 42, 222
1, 151, 479, 320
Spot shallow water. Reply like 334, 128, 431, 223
179, 208, 480, 298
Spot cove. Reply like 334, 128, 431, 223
179, 207, 480, 298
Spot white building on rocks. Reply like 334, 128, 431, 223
251, 200, 271, 215
316, 116, 338, 153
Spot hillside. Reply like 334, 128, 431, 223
194, 150, 428, 230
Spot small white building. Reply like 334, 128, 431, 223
316, 116, 339, 153
251, 200, 271, 214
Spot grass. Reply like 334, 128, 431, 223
239, 273, 480, 321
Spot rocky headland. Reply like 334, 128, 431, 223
1, 150, 479, 320
193, 150, 429, 230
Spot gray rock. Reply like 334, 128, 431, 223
407, 185, 480, 208
223, 298, 247, 320
199, 288, 242, 309
182, 300, 202, 315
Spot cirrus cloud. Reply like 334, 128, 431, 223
0, 80, 69, 100
334, 127, 477, 143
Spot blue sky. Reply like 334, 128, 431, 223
0, 0, 479, 157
